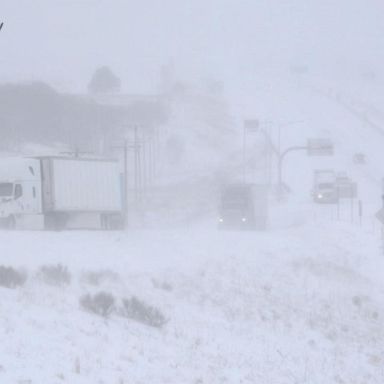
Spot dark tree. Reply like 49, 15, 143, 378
88, 66, 121, 94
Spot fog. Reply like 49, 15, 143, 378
3, 0, 384, 90
1, 1, 384, 383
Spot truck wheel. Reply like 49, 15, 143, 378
52, 214, 67, 231
101, 214, 109, 230
113, 214, 125, 230
103, 214, 124, 230
7, 216, 16, 230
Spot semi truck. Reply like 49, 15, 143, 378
312, 170, 357, 204
218, 183, 268, 230
0, 156, 123, 230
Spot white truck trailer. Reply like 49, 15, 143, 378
0, 157, 123, 230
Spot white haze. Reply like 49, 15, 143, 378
2, 0, 384, 92
1, 1, 384, 383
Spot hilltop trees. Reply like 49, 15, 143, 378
88, 66, 121, 94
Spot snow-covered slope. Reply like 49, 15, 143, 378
1, 219, 384, 383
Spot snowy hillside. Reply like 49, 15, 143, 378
1, 217, 384, 383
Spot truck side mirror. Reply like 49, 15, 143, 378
15, 184, 23, 200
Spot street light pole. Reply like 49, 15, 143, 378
242, 124, 246, 182
277, 145, 308, 200
123, 139, 128, 225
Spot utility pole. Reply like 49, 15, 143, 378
134, 125, 141, 207
242, 124, 247, 182
112, 122, 162, 227
243, 119, 275, 184
381, 195, 384, 253
142, 130, 147, 193
123, 139, 128, 226
358, 200, 363, 226
277, 138, 333, 201
111, 140, 128, 228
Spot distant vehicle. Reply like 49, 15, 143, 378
218, 183, 268, 230
312, 170, 357, 203
0, 156, 123, 230
312, 170, 338, 204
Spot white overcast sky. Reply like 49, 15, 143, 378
1, 0, 383, 92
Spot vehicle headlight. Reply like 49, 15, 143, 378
242, 217, 247, 222
219, 218, 224, 222
317, 194, 323, 199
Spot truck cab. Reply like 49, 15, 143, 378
0, 158, 43, 228
218, 183, 268, 230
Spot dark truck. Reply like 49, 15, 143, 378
218, 183, 268, 230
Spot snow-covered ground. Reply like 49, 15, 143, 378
1, 206, 384, 383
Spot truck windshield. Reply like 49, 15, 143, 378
0, 183, 13, 197
221, 188, 251, 209
318, 183, 334, 189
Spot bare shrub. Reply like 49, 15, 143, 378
0, 266, 27, 288
151, 278, 173, 292
80, 292, 115, 318
38, 264, 71, 286
119, 296, 168, 328
74, 357, 80, 374
82, 270, 119, 286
